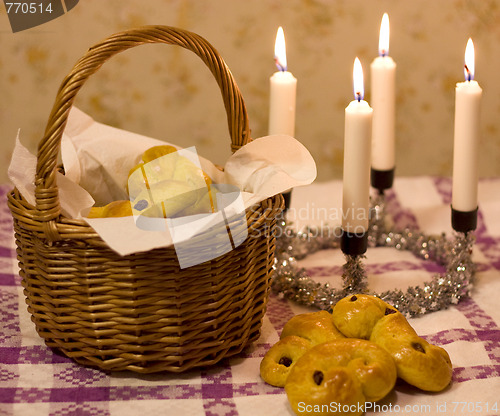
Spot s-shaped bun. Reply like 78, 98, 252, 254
332, 294, 452, 392
285, 339, 397, 416
260, 311, 345, 387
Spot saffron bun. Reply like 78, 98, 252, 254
260, 311, 345, 387
259, 336, 312, 387
281, 310, 345, 346
285, 339, 397, 416
370, 312, 453, 392
332, 294, 452, 392
86, 200, 132, 218
88, 145, 215, 219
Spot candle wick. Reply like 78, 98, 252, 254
356, 92, 362, 102
275, 57, 286, 72
380, 49, 387, 57
464, 64, 472, 82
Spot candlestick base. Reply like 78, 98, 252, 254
451, 206, 478, 233
368, 191, 388, 247
341, 231, 368, 256
271, 190, 477, 316
341, 254, 368, 294
371, 168, 394, 192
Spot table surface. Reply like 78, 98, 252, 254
1, 177, 500, 416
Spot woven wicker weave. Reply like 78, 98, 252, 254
7, 26, 283, 373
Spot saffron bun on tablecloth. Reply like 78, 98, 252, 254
284, 339, 397, 416
260, 311, 345, 387
281, 310, 345, 345
259, 336, 312, 387
332, 294, 453, 392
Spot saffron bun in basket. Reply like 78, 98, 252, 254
87, 145, 218, 219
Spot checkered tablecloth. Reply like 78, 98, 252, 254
1, 177, 500, 416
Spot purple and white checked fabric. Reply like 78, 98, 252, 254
1, 178, 500, 416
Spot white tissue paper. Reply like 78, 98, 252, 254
9, 107, 317, 260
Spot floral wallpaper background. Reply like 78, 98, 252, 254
1, 0, 500, 186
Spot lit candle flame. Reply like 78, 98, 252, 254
378, 13, 390, 57
353, 57, 364, 102
274, 26, 287, 71
464, 38, 475, 82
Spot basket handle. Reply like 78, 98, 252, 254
34, 25, 250, 223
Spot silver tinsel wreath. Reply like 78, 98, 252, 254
271, 193, 476, 317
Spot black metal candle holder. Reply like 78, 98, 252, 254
451, 206, 478, 234
340, 231, 368, 256
371, 167, 395, 193
282, 190, 292, 212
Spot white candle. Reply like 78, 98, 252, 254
342, 58, 373, 233
269, 27, 297, 136
370, 13, 396, 171
452, 38, 482, 212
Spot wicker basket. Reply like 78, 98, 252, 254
7, 26, 283, 373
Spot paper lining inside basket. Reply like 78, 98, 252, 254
9, 107, 317, 257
